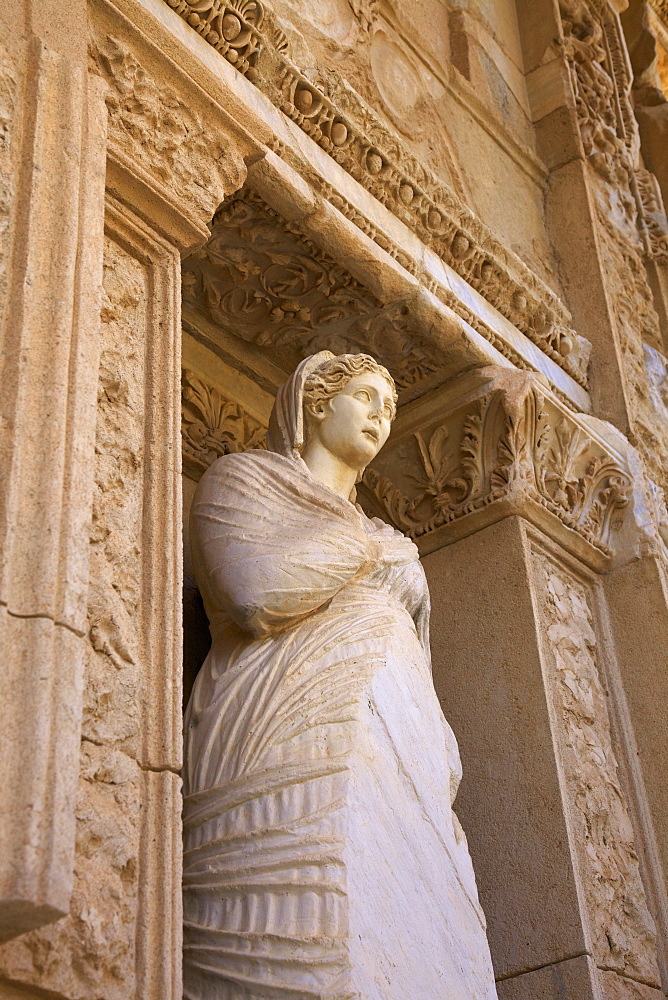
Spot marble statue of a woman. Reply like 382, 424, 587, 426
183, 351, 498, 1000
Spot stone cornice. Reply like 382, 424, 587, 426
160, 0, 591, 388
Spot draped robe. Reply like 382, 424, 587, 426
183, 354, 498, 1000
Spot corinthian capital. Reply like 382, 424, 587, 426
361, 366, 631, 565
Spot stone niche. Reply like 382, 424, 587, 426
180, 185, 452, 701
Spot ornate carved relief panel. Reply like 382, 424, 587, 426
531, 551, 661, 991
557, 0, 668, 495
182, 189, 444, 395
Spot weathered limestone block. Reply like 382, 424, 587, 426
0, 24, 107, 937
0, 742, 142, 1000
89, 24, 249, 241
0, 31, 16, 338
423, 516, 663, 998
82, 238, 147, 756
0, 229, 152, 994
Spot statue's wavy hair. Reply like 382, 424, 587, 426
302, 353, 397, 421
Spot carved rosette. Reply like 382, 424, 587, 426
182, 368, 266, 478
361, 368, 631, 561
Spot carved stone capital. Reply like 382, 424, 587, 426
360, 367, 632, 566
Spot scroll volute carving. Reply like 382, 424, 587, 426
182, 192, 439, 396
361, 367, 631, 560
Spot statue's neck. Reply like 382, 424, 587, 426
300, 438, 358, 501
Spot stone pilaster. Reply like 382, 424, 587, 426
358, 365, 666, 998
0, 17, 107, 940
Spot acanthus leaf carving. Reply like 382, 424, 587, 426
182, 368, 267, 478
183, 190, 439, 393
362, 370, 631, 556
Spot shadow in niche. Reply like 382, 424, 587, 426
182, 574, 211, 711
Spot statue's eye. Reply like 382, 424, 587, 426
354, 390, 371, 402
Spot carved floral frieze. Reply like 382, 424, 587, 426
182, 191, 439, 393
559, 0, 668, 258
162, 0, 268, 79
361, 368, 631, 558
182, 368, 266, 478
161, 0, 590, 387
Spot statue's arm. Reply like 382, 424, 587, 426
191, 511, 367, 639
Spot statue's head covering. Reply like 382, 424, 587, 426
267, 351, 334, 458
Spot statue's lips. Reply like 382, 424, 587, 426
362, 426, 380, 443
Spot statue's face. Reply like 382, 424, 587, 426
307, 372, 395, 470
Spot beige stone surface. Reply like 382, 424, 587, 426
0, 9, 107, 939
83, 237, 147, 758
496, 954, 600, 1000
1, 0, 667, 997
424, 517, 589, 978
496, 954, 665, 1000
0, 741, 142, 1000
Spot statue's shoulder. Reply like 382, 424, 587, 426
202, 448, 285, 480
197, 449, 291, 490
